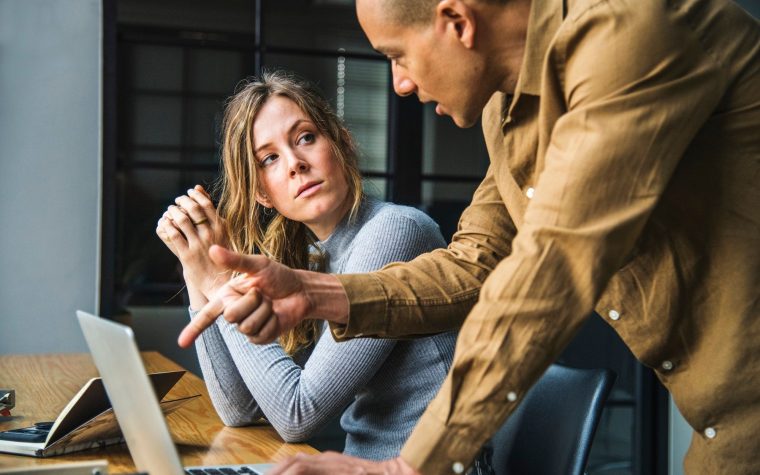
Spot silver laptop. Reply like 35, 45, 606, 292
76, 310, 274, 475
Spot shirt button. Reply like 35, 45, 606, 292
608, 309, 620, 321
507, 391, 517, 402
526, 187, 535, 199
452, 462, 465, 474
661, 360, 674, 371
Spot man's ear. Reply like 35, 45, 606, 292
435, 0, 476, 49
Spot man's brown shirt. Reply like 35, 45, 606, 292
334, 0, 760, 472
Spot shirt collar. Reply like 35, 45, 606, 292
514, 0, 565, 97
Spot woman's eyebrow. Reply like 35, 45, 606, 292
254, 119, 312, 155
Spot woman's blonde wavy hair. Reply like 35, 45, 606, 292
216, 70, 364, 355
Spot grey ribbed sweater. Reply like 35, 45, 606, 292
192, 197, 457, 460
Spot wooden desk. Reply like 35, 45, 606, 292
0, 352, 318, 472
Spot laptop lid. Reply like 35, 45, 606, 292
76, 310, 184, 475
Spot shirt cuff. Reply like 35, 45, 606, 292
401, 410, 485, 475
329, 273, 389, 340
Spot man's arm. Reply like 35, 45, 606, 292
177, 250, 350, 348
332, 165, 516, 338
178, 166, 515, 347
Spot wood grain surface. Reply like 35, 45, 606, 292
0, 352, 318, 472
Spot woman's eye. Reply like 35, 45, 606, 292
298, 132, 315, 145
260, 154, 278, 166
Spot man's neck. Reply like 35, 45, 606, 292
478, 0, 531, 94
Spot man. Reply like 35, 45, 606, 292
179, 0, 760, 473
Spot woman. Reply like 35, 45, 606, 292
155, 71, 461, 462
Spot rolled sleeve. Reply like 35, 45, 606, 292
330, 165, 515, 341
401, 409, 484, 475
332, 273, 389, 339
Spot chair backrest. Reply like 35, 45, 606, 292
490, 364, 615, 475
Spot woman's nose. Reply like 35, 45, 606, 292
289, 155, 309, 177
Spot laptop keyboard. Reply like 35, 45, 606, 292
185, 468, 258, 475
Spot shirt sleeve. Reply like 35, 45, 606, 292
347, 3, 726, 472
331, 165, 516, 339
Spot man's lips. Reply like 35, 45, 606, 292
418, 96, 445, 116
296, 181, 322, 198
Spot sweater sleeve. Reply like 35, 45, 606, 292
216, 319, 396, 442
191, 308, 265, 426
341, 206, 448, 274
200, 203, 447, 440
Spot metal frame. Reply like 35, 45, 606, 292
100, 0, 118, 317
635, 366, 670, 474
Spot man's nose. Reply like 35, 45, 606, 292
392, 62, 417, 97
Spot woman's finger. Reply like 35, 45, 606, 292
166, 205, 200, 242
175, 194, 209, 226
194, 184, 211, 199
159, 215, 189, 252
187, 186, 217, 219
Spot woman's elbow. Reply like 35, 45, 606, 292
219, 415, 251, 427
217, 410, 260, 427
273, 423, 319, 443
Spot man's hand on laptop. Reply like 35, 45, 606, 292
267, 453, 420, 475
178, 245, 350, 347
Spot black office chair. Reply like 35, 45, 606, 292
489, 364, 616, 475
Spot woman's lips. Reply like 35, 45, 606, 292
297, 182, 322, 198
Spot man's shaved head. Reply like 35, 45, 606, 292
377, 0, 510, 27
382, 0, 439, 26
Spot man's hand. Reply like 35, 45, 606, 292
177, 245, 349, 348
267, 453, 420, 475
